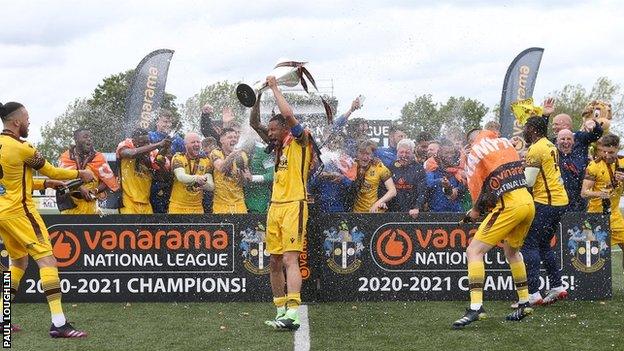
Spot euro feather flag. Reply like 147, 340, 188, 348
123, 49, 175, 137
499, 48, 544, 139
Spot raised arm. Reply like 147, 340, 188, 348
333, 97, 361, 131
200, 104, 222, 142
119, 139, 168, 159
250, 92, 270, 143
267, 76, 297, 129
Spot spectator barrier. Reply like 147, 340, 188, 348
10, 212, 611, 303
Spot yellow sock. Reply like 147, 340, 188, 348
286, 292, 301, 310
9, 266, 25, 301
273, 296, 287, 308
468, 261, 485, 307
40, 266, 66, 326
510, 261, 529, 303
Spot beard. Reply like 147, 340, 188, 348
19, 123, 29, 138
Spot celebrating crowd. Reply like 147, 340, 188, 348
49, 93, 623, 329
49, 96, 612, 224
2, 80, 623, 336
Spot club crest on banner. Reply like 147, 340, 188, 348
0, 237, 9, 271
240, 223, 270, 275
324, 221, 365, 274
568, 221, 608, 273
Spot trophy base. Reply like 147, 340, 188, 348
236, 84, 257, 108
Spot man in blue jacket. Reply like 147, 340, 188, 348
388, 139, 426, 218
425, 139, 465, 212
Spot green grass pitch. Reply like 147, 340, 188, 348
9, 251, 624, 351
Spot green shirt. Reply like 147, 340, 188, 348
244, 144, 273, 213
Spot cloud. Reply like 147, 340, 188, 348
1, 1, 623, 143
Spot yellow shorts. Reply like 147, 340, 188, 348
119, 200, 153, 214
212, 202, 247, 214
611, 211, 624, 245
61, 198, 97, 215
0, 214, 53, 260
266, 201, 308, 254
168, 202, 203, 214
474, 202, 535, 248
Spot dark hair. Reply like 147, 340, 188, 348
158, 109, 173, 119
221, 127, 236, 136
202, 136, 217, 147
415, 131, 432, 143
224, 120, 241, 129
357, 139, 377, 153
484, 121, 501, 131
525, 116, 548, 137
438, 137, 455, 149
269, 114, 287, 127
466, 128, 481, 143
0, 102, 24, 121
73, 128, 91, 139
131, 128, 149, 139
597, 133, 620, 148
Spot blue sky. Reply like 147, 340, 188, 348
1, 0, 623, 142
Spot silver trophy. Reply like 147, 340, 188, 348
236, 60, 306, 108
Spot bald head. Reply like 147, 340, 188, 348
185, 132, 200, 144
556, 128, 574, 154
185, 132, 201, 157
553, 113, 572, 134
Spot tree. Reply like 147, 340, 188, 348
37, 70, 180, 162
547, 77, 624, 135
180, 81, 247, 132
438, 96, 487, 133
38, 99, 91, 162
399, 94, 438, 137
399, 94, 488, 139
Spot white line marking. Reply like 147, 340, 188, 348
294, 305, 310, 351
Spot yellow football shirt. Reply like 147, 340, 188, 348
170, 153, 213, 209
353, 159, 392, 213
0, 132, 79, 219
58, 150, 116, 215
585, 158, 624, 213
525, 137, 569, 206
271, 134, 313, 203
118, 157, 153, 205
210, 149, 247, 209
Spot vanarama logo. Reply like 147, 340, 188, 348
371, 223, 480, 271
79, 229, 228, 251
46, 223, 232, 272
50, 231, 81, 268
299, 235, 310, 280
375, 229, 412, 266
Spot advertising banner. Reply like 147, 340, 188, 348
316, 212, 610, 301
123, 49, 175, 137
499, 47, 544, 149
6, 212, 610, 303
12, 214, 316, 303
